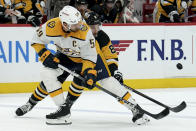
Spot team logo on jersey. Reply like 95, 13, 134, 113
47, 21, 55, 28
62, 48, 80, 56
80, 25, 88, 31
111, 40, 133, 55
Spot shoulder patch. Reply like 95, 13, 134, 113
47, 21, 56, 28
45, 17, 65, 37
80, 25, 88, 31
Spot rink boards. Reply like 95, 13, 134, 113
0, 23, 196, 93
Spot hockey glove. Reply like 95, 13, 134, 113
83, 68, 97, 89
17, 16, 26, 24
169, 11, 180, 23
114, 70, 123, 84
38, 48, 59, 69
27, 15, 41, 27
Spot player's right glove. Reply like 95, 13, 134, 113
169, 11, 180, 23
38, 48, 59, 69
83, 68, 97, 89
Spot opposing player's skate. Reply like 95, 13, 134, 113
131, 104, 150, 125
125, 98, 150, 125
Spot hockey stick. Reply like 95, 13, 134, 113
122, 84, 186, 113
58, 64, 169, 120
186, 14, 196, 19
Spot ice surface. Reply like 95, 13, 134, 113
0, 88, 195, 131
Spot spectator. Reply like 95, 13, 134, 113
74, 0, 91, 17
0, 4, 16, 23
70, 0, 103, 9
0, 0, 45, 26
91, 0, 119, 23
117, 0, 139, 23
153, 0, 192, 23
115, 0, 124, 13
133, 0, 146, 22
45, 0, 70, 20
190, 0, 196, 13
186, 0, 196, 22
87, 0, 103, 8
29, 0, 46, 26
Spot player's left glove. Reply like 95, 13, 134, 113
83, 68, 97, 89
114, 70, 123, 84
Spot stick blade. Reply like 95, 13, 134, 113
140, 107, 170, 120
169, 101, 187, 112
150, 108, 170, 120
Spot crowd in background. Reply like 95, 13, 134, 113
0, 0, 196, 26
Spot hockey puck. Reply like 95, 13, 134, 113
176, 63, 183, 70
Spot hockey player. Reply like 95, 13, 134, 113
16, 6, 149, 125
153, 0, 193, 23
54, 12, 149, 125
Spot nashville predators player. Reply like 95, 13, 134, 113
153, 0, 193, 23
15, 7, 149, 125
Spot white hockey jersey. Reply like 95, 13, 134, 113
31, 17, 97, 65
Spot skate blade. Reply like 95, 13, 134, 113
135, 119, 150, 125
46, 115, 72, 125
46, 117, 72, 125
134, 115, 150, 125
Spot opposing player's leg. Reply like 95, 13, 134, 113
62, 52, 150, 125
99, 77, 150, 125
96, 53, 150, 125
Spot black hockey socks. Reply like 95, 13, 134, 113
29, 81, 48, 105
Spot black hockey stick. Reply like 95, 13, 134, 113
88, 82, 169, 120
122, 84, 186, 113
58, 64, 169, 120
